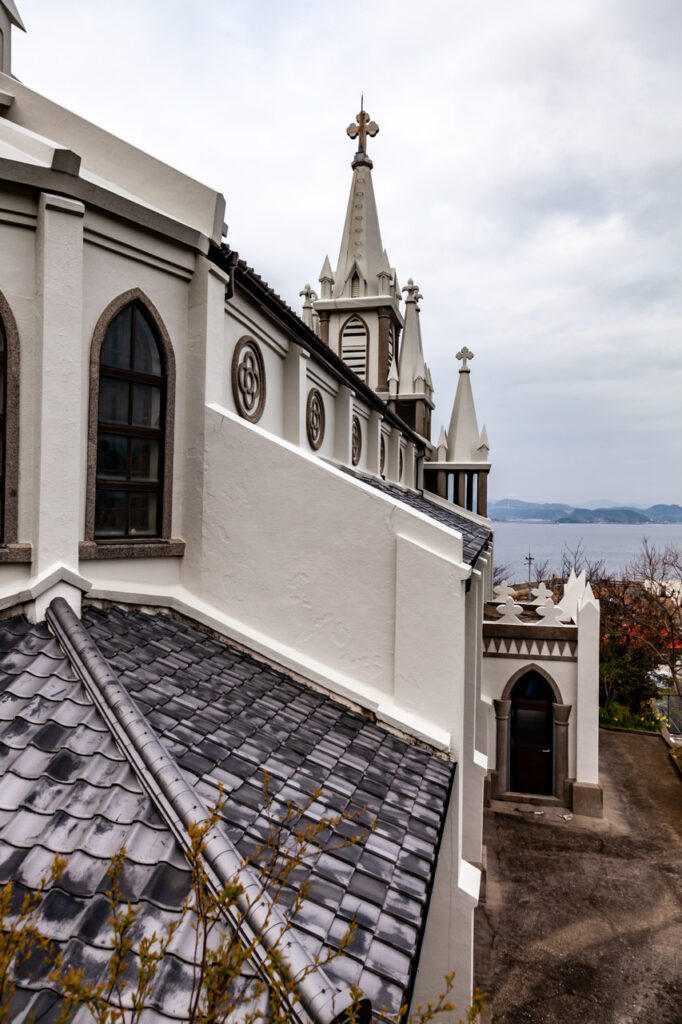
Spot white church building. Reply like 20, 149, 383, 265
0, 5, 602, 1021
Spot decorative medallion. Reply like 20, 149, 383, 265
306, 388, 325, 450
231, 337, 266, 423
351, 415, 362, 466
399, 449, 404, 480
380, 436, 386, 475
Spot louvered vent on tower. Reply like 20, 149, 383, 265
341, 317, 368, 382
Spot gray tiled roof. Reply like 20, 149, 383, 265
83, 605, 455, 1016
0, 615, 262, 1023
352, 473, 492, 565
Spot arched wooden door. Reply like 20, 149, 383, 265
510, 671, 554, 795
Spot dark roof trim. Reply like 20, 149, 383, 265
210, 246, 425, 449
46, 597, 370, 1024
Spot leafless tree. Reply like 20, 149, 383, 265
623, 539, 682, 700
493, 561, 512, 587
533, 558, 551, 583
559, 539, 606, 584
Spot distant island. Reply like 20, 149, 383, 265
489, 500, 682, 524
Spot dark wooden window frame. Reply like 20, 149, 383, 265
81, 289, 183, 560
0, 290, 28, 562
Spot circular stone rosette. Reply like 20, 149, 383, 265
231, 337, 266, 423
306, 388, 326, 450
351, 415, 362, 466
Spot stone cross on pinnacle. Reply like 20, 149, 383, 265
346, 102, 379, 156
402, 279, 423, 303
456, 346, 474, 370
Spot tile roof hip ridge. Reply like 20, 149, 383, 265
46, 598, 370, 1024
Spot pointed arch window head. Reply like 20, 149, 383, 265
341, 316, 368, 383
95, 302, 166, 539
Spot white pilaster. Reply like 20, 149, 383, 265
387, 426, 400, 482
184, 256, 228, 586
366, 410, 381, 474
334, 384, 353, 464
404, 441, 416, 489
34, 193, 84, 578
282, 342, 309, 446
576, 593, 600, 784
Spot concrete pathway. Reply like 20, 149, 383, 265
474, 730, 682, 1023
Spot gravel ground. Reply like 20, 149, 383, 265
474, 730, 682, 1023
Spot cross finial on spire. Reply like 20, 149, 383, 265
456, 346, 474, 371
402, 278, 423, 303
346, 99, 379, 158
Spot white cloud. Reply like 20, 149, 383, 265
12, 0, 682, 504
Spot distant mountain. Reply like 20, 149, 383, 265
489, 499, 682, 524
556, 507, 650, 524
647, 504, 682, 523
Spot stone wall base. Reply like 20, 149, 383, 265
571, 781, 604, 818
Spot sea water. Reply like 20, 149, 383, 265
492, 521, 682, 582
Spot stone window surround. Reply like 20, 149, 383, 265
80, 288, 184, 561
0, 290, 30, 563
491, 663, 572, 806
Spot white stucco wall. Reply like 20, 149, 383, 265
0, 172, 488, 1012
482, 655, 579, 780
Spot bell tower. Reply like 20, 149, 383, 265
311, 104, 403, 396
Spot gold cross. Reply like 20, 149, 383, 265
347, 100, 379, 155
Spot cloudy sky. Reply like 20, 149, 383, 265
12, 0, 682, 506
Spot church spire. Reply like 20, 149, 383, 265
332, 104, 387, 300
446, 347, 489, 463
310, 104, 404, 395
398, 279, 429, 397
393, 278, 434, 439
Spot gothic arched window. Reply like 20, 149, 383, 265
94, 302, 166, 539
341, 316, 368, 383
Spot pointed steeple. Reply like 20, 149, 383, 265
475, 424, 490, 460
318, 255, 334, 299
312, 105, 404, 395
1, 0, 24, 30
446, 347, 488, 463
333, 105, 387, 299
398, 280, 427, 396
436, 426, 448, 462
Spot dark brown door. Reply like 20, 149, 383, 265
509, 670, 555, 795
511, 698, 553, 794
